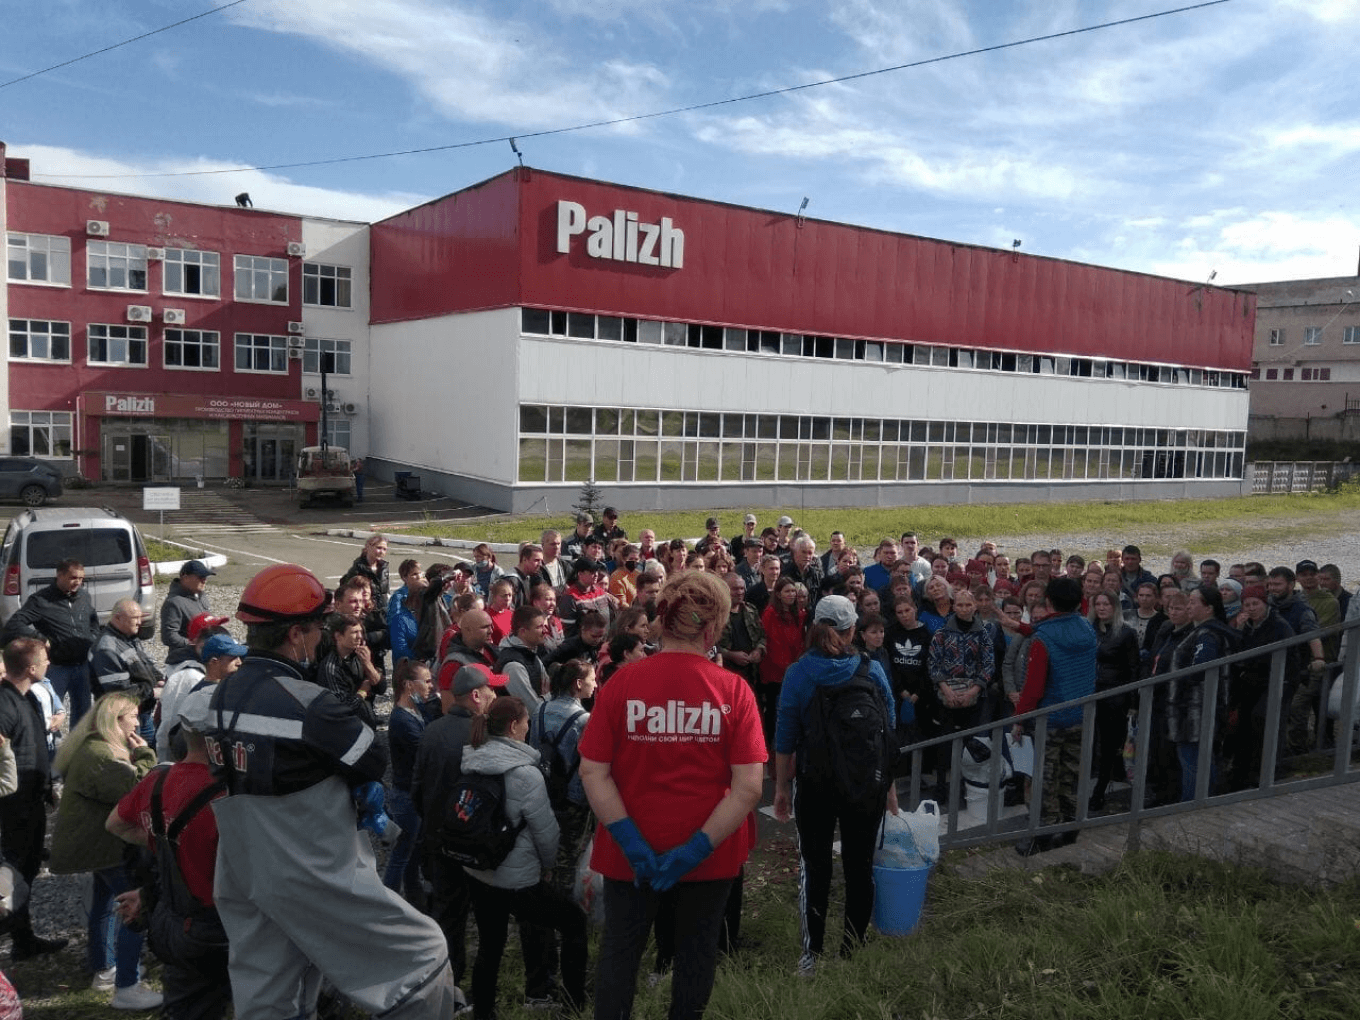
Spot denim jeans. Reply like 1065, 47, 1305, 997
381, 786, 422, 903
90, 866, 145, 989
1176, 741, 1218, 802
46, 662, 92, 729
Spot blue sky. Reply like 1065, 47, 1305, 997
2, 0, 1357, 286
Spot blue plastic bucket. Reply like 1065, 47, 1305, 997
872, 863, 932, 936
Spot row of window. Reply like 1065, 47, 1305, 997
518, 405, 1246, 449
517, 404, 1247, 485
7, 233, 351, 307
520, 308, 1250, 390
1267, 327, 1360, 346
7, 319, 351, 374
1251, 366, 1333, 382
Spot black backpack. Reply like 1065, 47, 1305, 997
799, 654, 893, 812
431, 768, 528, 871
534, 704, 586, 810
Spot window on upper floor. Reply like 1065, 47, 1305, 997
6, 233, 71, 286
87, 241, 148, 291
1344, 326, 1360, 345
1282, 368, 1294, 380
234, 333, 288, 373
1268, 328, 1285, 346
164, 329, 221, 370
1304, 327, 1322, 345
302, 337, 351, 375
88, 324, 148, 366
9, 319, 71, 362
233, 255, 288, 303
302, 263, 352, 308
163, 248, 220, 298
1265, 368, 1278, 380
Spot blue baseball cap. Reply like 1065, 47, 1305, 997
200, 634, 249, 663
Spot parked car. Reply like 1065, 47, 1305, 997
0, 507, 155, 627
297, 445, 356, 508
0, 457, 63, 507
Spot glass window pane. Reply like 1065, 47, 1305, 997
720, 442, 742, 480
520, 405, 547, 433
661, 411, 683, 437
596, 316, 623, 341
636, 410, 658, 436
564, 439, 592, 481
522, 308, 551, 334
595, 408, 619, 435
634, 441, 658, 481
566, 408, 593, 435
594, 440, 619, 482
567, 313, 595, 339
696, 443, 719, 481
659, 440, 683, 480
637, 320, 662, 344
519, 438, 547, 482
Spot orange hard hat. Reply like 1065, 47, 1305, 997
236, 564, 329, 624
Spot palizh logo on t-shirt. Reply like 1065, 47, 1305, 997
625, 699, 728, 742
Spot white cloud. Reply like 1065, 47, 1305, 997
219, 0, 670, 131
1146, 211, 1360, 285
16, 143, 426, 222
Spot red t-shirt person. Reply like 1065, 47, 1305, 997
116, 761, 222, 906
578, 651, 766, 883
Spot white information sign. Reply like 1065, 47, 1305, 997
142, 487, 182, 511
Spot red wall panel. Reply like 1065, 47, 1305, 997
369, 172, 522, 324
389, 168, 1250, 370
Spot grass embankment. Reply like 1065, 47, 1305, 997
393, 488, 1360, 556
143, 538, 205, 564
13, 841, 1357, 1018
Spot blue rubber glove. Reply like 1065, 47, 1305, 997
651, 831, 714, 892
352, 781, 391, 836
606, 817, 659, 886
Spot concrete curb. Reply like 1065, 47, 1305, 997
324, 529, 488, 557
149, 537, 229, 576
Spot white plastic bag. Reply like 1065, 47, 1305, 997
876, 800, 939, 869
960, 736, 1014, 790
573, 836, 605, 926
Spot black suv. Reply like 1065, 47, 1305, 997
0, 458, 63, 507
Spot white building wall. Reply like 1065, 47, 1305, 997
301, 218, 370, 454
368, 307, 519, 494
518, 336, 1247, 431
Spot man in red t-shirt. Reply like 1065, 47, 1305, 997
108, 689, 230, 1020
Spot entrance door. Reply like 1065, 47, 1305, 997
247, 435, 296, 483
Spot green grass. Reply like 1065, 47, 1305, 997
12, 837, 1360, 1018
143, 538, 205, 564
391, 488, 1360, 555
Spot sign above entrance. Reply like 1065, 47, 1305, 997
142, 487, 181, 511
87, 392, 319, 423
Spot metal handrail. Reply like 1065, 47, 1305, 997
900, 613, 1360, 852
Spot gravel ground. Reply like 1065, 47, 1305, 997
18, 507, 1360, 958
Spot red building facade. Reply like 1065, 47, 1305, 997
4, 157, 318, 483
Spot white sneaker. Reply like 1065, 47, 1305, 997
111, 983, 163, 1011
92, 967, 116, 991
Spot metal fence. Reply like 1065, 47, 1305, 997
900, 614, 1360, 853
1249, 461, 1360, 494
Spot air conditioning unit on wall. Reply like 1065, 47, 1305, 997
163, 308, 186, 324
147, 247, 166, 261
87, 220, 110, 237
286, 337, 305, 349
342, 402, 358, 415
304, 387, 320, 400
286, 241, 306, 257
288, 348, 303, 360
287, 321, 305, 334
126, 305, 153, 323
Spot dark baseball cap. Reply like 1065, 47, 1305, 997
574, 556, 604, 575
181, 560, 216, 578
1296, 559, 1319, 574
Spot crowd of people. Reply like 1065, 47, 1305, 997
0, 505, 1353, 1019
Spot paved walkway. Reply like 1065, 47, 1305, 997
946, 777, 1360, 885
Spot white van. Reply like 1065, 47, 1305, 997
0, 507, 156, 627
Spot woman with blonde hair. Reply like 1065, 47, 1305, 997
50, 692, 160, 1009
580, 570, 765, 1020
340, 533, 390, 613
